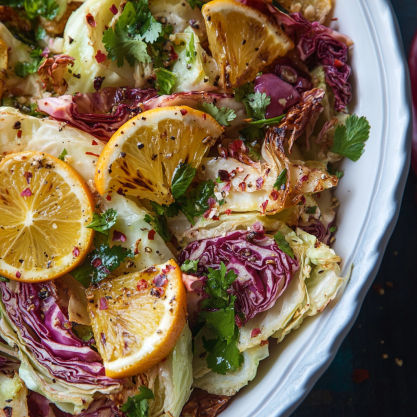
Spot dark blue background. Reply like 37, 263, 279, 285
293, 1, 417, 416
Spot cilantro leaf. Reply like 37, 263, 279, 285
305, 206, 317, 215
155, 68, 177, 95
121, 386, 154, 417
198, 103, 237, 127
335, 171, 344, 179
245, 92, 271, 120
164, 202, 180, 217
233, 82, 254, 102
24, 0, 59, 20
180, 259, 199, 273
171, 163, 196, 198
15, 48, 43, 78
273, 231, 294, 259
144, 202, 171, 242
202, 326, 244, 375
273, 168, 287, 190
58, 148, 68, 161
86, 209, 118, 235
331, 114, 371, 162
71, 244, 134, 287
0, 276, 10, 282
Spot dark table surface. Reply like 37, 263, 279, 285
292, 1, 417, 416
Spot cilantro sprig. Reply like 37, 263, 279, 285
273, 231, 294, 259
6, 0, 59, 20
121, 386, 154, 417
86, 209, 118, 235
331, 114, 371, 162
198, 103, 237, 127
15, 48, 44, 78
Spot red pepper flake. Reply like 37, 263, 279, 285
17, 130, 22, 138
153, 274, 168, 287
352, 369, 369, 384
270, 189, 279, 201
161, 357, 167, 362
260, 200, 268, 214
202, 113, 206, 120
180, 109, 188, 115
99, 297, 108, 310
86, 13, 97, 27
72, 246, 80, 257
91, 140, 98, 145
300, 195, 306, 204
112, 230, 127, 242
92, 258, 102, 268
224, 209, 232, 215
95, 50, 107, 63
86, 152, 100, 157
260, 340, 269, 346
109, 4, 118, 14
20, 187, 32, 197
137, 279, 148, 291
148, 229, 156, 240
256, 177, 264, 190
106, 194, 112, 201
15, 271, 21, 279
300, 175, 309, 182
251, 328, 261, 338
116, 187, 124, 195
162, 264, 176, 274
334, 58, 344, 68
24, 171, 32, 184
239, 182, 246, 191
212, 215, 220, 221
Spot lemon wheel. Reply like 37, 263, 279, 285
87, 259, 187, 378
202, 0, 294, 89
95, 106, 223, 206
0, 151, 95, 282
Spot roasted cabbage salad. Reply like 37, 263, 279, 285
0, 0, 369, 415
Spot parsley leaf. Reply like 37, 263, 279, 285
121, 386, 154, 417
15, 48, 44, 78
24, 0, 59, 20
155, 68, 177, 95
273, 231, 294, 259
273, 168, 287, 190
198, 103, 237, 127
204, 263, 237, 301
245, 93, 271, 120
144, 202, 171, 242
86, 209, 118, 235
71, 243, 134, 287
305, 206, 317, 215
331, 114, 371, 162
180, 259, 199, 273
171, 163, 197, 198
202, 325, 243, 375
57, 148, 68, 161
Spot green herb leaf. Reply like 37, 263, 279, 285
329, 226, 338, 233
233, 82, 254, 102
72, 324, 94, 342
305, 206, 317, 215
245, 93, 271, 121
248, 114, 285, 126
273, 231, 294, 259
144, 202, 171, 242
186, 0, 208, 8
204, 262, 237, 301
202, 326, 244, 375
198, 102, 237, 127
331, 114, 371, 162
24, 0, 59, 20
0, 276, 10, 282
186, 31, 196, 64
86, 209, 118, 235
273, 168, 287, 190
14, 48, 43, 78
121, 386, 154, 417
71, 244, 134, 287
58, 148, 68, 161
335, 170, 344, 179
180, 259, 199, 273
155, 68, 177, 95
171, 163, 196, 198
164, 202, 180, 218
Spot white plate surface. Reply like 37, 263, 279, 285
220, 0, 412, 415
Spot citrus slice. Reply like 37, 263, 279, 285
276, 0, 332, 23
95, 106, 223, 206
202, 0, 294, 89
0, 151, 95, 282
86, 259, 187, 378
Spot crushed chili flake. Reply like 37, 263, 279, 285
148, 229, 156, 240
218, 169, 230, 182
256, 177, 264, 190
300, 175, 309, 182
260, 340, 269, 346
24, 171, 32, 184
91, 140, 98, 145
17, 130, 22, 138
224, 209, 232, 215
352, 369, 369, 384
202, 113, 206, 120
99, 297, 108, 310
109, 4, 118, 15
180, 109, 188, 115
86, 152, 100, 157
212, 215, 220, 221
334, 58, 344, 68
15, 271, 21, 278
239, 182, 246, 191
116, 187, 124, 195
153, 274, 168, 287
251, 328, 261, 338
95, 50, 107, 63
93, 76, 105, 91
137, 279, 148, 291
72, 247, 80, 257
86, 13, 97, 27
20, 187, 32, 197
92, 258, 102, 268
260, 200, 268, 214
162, 264, 175, 274
112, 230, 127, 242
106, 194, 112, 201
270, 189, 279, 201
